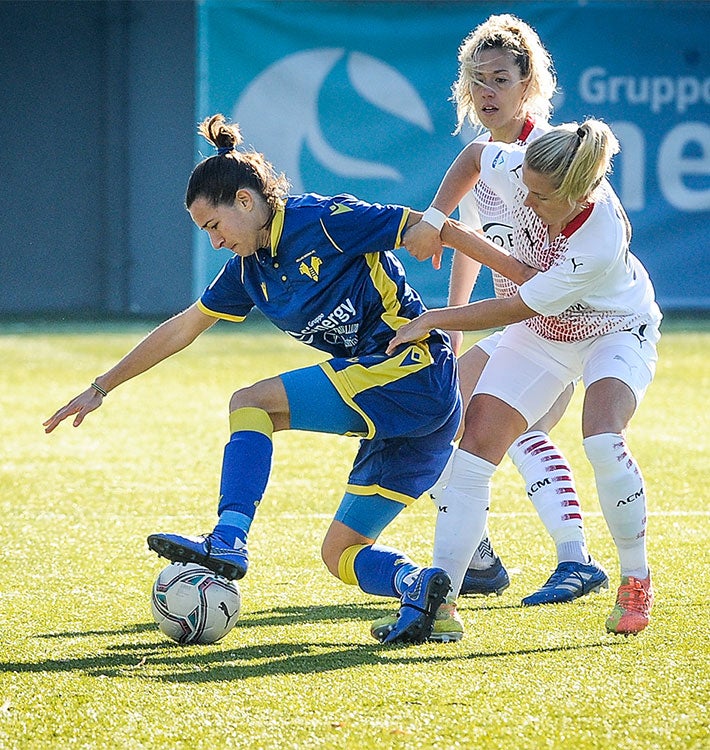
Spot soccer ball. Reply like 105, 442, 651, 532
151, 562, 241, 645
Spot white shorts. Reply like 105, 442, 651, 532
473, 321, 660, 427
472, 329, 503, 358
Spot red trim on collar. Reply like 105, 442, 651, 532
517, 116, 536, 143
487, 116, 537, 144
562, 203, 594, 237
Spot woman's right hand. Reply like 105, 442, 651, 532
43, 387, 104, 433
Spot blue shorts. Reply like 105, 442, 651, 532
281, 336, 461, 507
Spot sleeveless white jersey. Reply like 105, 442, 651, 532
479, 142, 661, 343
457, 116, 550, 299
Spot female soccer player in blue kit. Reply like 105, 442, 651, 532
44, 114, 530, 644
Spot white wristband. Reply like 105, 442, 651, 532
421, 206, 447, 232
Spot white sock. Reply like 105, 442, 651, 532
509, 431, 589, 565
428, 443, 455, 502
467, 529, 496, 570
583, 433, 648, 579
433, 446, 499, 573
432, 449, 497, 598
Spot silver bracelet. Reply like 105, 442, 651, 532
421, 206, 447, 232
91, 381, 108, 397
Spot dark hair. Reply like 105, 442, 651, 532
185, 114, 290, 211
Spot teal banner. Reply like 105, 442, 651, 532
196, 0, 710, 311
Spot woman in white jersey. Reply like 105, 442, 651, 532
391, 119, 661, 637
427, 16, 606, 612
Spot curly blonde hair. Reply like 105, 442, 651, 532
452, 14, 557, 134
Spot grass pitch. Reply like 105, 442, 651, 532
0, 318, 708, 749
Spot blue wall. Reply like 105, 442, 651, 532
196, 0, 710, 312
0, 0, 196, 317
0, 1, 706, 317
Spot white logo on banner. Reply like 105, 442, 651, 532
232, 49, 433, 191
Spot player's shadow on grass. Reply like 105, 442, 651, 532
0, 637, 628, 682
3, 600, 632, 682
36, 623, 158, 639
240, 601, 400, 627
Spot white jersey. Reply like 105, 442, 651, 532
479, 142, 661, 343
458, 116, 550, 299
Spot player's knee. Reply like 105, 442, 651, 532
229, 383, 264, 411
320, 538, 341, 579
229, 377, 286, 416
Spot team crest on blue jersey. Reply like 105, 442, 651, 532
298, 253, 322, 281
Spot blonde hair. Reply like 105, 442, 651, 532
524, 119, 620, 204
186, 114, 290, 210
452, 14, 557, 134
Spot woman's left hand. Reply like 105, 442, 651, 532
404, 221, 444, 270
386, 314, 433, 355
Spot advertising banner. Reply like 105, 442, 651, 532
195, 0, 709, 311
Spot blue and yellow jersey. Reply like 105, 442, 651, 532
197, 193, 426, 357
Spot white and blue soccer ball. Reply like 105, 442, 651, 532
151, 562, 241, 645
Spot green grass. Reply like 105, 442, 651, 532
1, 319, 708, 749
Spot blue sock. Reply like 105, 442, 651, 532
214, 408, 274, 545
353, 544, 419, 598
213, 511, 251, 546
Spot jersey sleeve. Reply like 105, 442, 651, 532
518, 230, 621, 316
319, 194, 409, 255
198, 256, 255, 322
479, 143, 523, 206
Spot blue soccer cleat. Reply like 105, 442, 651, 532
460, 556, 510, 597
521, 559, 609, 607
371, 601, 464, 643
147, 532, 248, 581
381, 567, 452, 645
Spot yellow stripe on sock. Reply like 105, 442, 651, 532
338, 544, 368, 586
229, 407, 274, 437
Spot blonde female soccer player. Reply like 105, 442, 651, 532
425, 15, 605, 610
391, 119, 661, 637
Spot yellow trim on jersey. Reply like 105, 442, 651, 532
365, 252, 411, 332
229, 407, 274, 437
269, 202, 286, 257
319, 342, 433, 440
196, 298, 246, 323
345, 483, 416, 506
394, 207, 410, 248
338, 544, 368, 585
